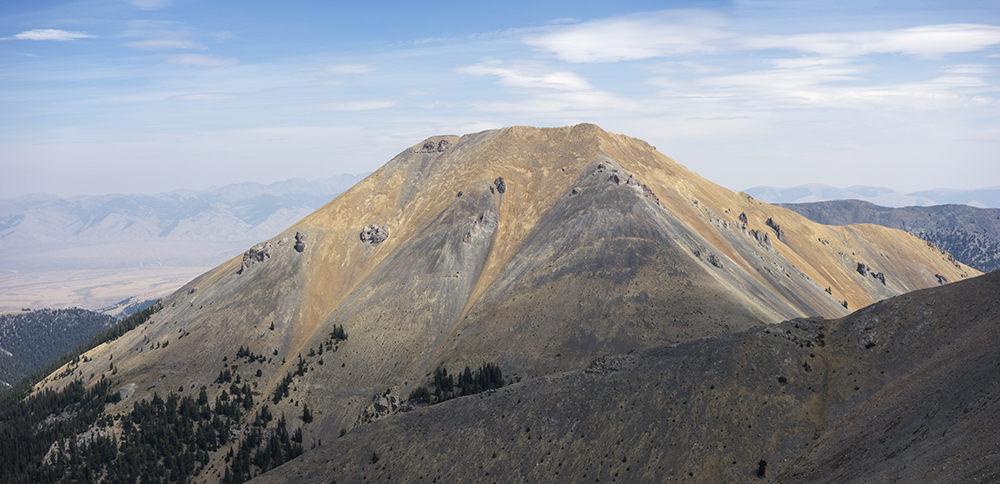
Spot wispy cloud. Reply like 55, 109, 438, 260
456, 60, 640, 115
526, 11, 1000, 62
747, 24, 1000, 58
524, 10, 733, 62
125, 39, 206, 50
2, 29, 96, 41
166, 54, 236, 67
457, 61, 595, 92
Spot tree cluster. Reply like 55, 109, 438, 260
408, 363, 504, 405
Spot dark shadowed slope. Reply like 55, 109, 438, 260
253, 269, 1000, 484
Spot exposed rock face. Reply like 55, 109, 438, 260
872, 271, 886, 284
360, 223, 389, 246
358, 394, 410, 425
936, 274, 949, 284
293, 232, 306, 253
607, 171, 661, 205
749, 229, 773, 250
462, 210, 499, 244
493, 177, 506, 194
765, 217, 784, 240
237, 241, 274, 274
418, 139, 452, 153
857, 262, 868, 275
739, 211, 748, 225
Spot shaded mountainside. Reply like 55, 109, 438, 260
22, 125, 978, 483
253, 269, 1000, 484
0, 309, 114, 388
779, 200, 1000, 273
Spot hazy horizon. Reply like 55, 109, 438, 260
3, 1, 999, 198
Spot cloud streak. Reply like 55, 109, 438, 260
2, 29, 96, 41
526, 12, 1000, 62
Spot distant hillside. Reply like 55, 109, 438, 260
0, 308, 114, 388
778, 200, 1000, 273
743, 184, 1000, 208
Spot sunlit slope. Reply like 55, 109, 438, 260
31, 125, 977, 472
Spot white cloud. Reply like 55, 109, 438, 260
456, 61, 596, 92
525, 10, 732, 62
747, 24, 1000, 58
125, 39, 206, 50
526, 11, 1000, 63
166, 54, 236, 67
323, 100, 396, 111
456, 61, 643, 115
324, 63, 376, 74
3, 29, 95, 41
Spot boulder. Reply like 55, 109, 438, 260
360, 223, 390, 246
294, 232, 306, 253
237, 241, 273, 274
494, 177, 506, 194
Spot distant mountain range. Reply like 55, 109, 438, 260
0, 173, 366, 311
0, 173, 366, 260
778, 200, 1000, 273
743, 184, 1000, 209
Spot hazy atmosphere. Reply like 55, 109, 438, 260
2, 0, 999, 197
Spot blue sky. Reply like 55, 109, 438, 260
2, 0, 999, 197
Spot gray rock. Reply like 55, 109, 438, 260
360, 223, 390, 246
294, 232, 306, 253
237, 241, 273, 274
494, 177, 506, 194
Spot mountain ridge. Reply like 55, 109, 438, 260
19, 124, 980, 483
743, 184, 1000, 208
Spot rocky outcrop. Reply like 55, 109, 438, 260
417, 139, 451, 153
462, 210, 499, 244
237, 241, 274, 274
936, 274, 949, 285
739, 212, 748, 225
856, 262, 868, 276
293, 232, 306, 253
358, 394, 417, 425
765, 217, 784, 241
360, 223, 389, 246
494, 177, 506, 194
749, 229, 773, 250
607, 172, 661, 205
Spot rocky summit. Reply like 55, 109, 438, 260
24, 124, 980, 483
